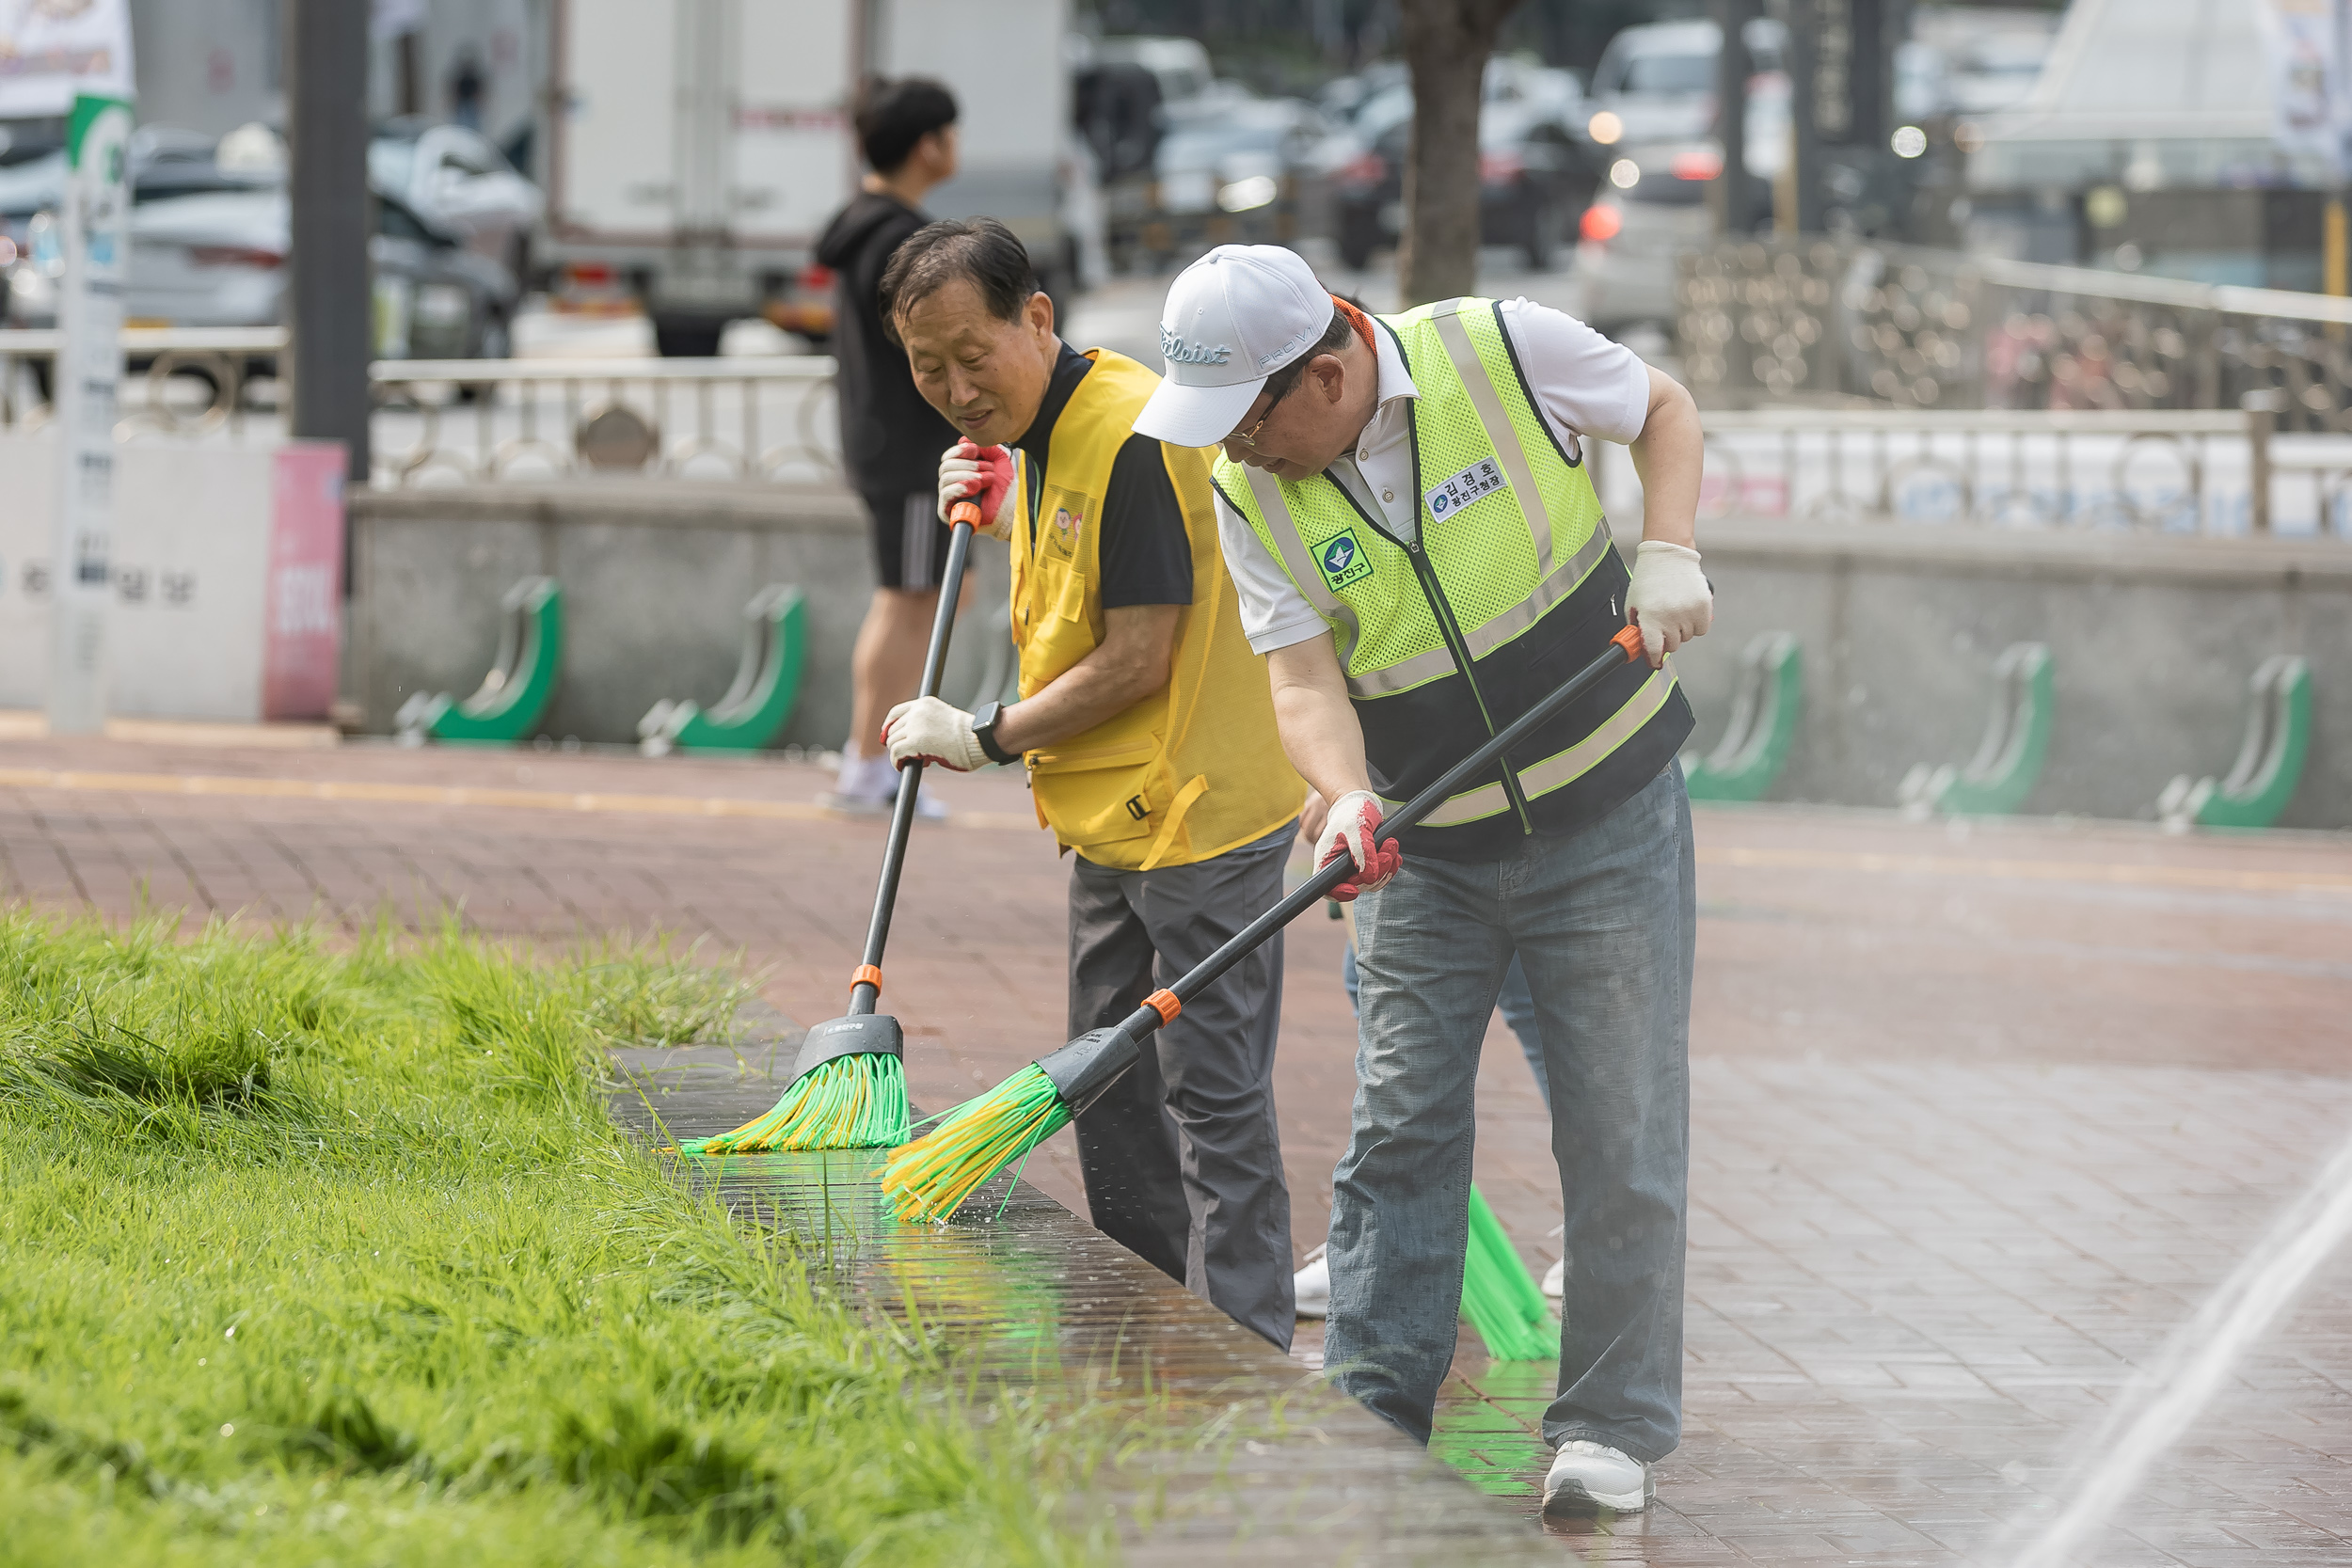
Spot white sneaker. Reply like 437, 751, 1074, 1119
1293, 1244, 1329, 1319
1541, 1257, 1565, 1298
1543, 1440, 1653, 1513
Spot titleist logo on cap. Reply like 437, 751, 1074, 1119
1161, 325, 1232, 365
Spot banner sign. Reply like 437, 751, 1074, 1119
47, 89, 131, 734
2263, 0, 2352, 180
0, 0, 133, 119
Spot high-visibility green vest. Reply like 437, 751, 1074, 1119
1215, 297, 1692, 861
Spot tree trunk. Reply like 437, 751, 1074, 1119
1397, 0, 1521, 306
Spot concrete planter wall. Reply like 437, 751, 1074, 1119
350, 483, 1012, 753
353, 483, 2352, 828
1678, 523, 2352, 828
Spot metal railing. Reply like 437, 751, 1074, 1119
1677, 240, 2352, 429
367, 356, 840, 486
0, 328, 845, 484
1692, 398, 2352, 535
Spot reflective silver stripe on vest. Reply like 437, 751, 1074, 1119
1244, 463, 1361, 662
1343, 517, 1616, 699
1427, 299, 1553, 577
1377, 662, 1679, 828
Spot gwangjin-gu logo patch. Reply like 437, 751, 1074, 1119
1424, 456, 1508, 520
1314, 527, 1374, 591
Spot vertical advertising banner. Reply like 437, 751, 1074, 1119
2263, 0, 2352, 180
262, 445, 348, 722
48, 89, 131, 734
0, 0, 134, 119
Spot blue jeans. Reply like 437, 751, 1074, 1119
1344, 945, 1546, 1100
1325, 765, 1694, 1455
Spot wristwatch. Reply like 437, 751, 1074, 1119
970, 701, 1016, 766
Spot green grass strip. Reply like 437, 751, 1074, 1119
682, 1053, 911, 1154
0, 910, 1105, 1566
1459, 1184, 1561, 1363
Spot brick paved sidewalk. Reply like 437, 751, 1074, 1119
4, 734, 2349, 1563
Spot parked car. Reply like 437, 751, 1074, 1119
3, 125, 518, 364
1129, 97, 1335, 267
1330, 73, 1596, 271
369, 118, 543, 272
1581, 18, 1786, 150
1571, 143, 1733, 332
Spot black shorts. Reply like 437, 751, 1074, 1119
863, 490, 955, 592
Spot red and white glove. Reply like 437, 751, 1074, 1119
937, 439, 1016, 539
882, 695, 987, 772
1313, 789, 1402, 901
1626, 540, 1712, 667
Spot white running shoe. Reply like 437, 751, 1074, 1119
1541, 1257, 1565, 1298
1543, 1440, 1653, 1514
1294, 1244, 1329, 1319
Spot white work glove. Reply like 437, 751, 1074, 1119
937, 439, 1017, 540
1626, 539, 1712, 668
882, 694, 988, 772
1312, 789, 1402, 902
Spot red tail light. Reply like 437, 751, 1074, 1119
565, 262, 614, 287
798, 262, 835, 293
186, 245, 284, 269
1580, 204, 1623, 242
1479, 150, 1525, 183
1671, 149, 1724, 181
1339, 151, 1386, 185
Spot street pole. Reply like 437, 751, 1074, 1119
285, 0, 373, 495
1715, 0, 1758, 237
47, 92, 134, 736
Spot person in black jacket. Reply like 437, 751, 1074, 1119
814, 78, 964, 814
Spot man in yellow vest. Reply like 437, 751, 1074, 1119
1134, 245, 1713, 1512
873, 219, 1308, 1348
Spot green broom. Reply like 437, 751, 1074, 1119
882, 625, 1650, 1221
1462, 1183, 1561, 1361
686, 501, 985, 1156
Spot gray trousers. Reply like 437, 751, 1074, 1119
1068, 821, 1295, 1350
1329, 766, 1693, 1452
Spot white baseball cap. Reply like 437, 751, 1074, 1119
1135, 245, 1336, 448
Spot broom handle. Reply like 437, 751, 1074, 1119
1149, 625, 1646, 1020
849, 502, 979, 1016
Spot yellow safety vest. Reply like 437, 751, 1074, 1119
1009, 347, 1302, 870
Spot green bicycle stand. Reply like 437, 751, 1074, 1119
2158, 656, 2312, 831
1899, 641, 2053, 817
638, 586, 807, 756
394, 577, 564, 746
1683, 631, 1803, 802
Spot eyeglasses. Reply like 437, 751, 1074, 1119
1228, 382, 1291, 450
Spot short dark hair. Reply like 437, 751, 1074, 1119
878, 217, 1040, 344
855, 77, 957, 174
1259, 300, 1356, 406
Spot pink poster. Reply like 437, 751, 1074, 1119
262, 442, 345, 721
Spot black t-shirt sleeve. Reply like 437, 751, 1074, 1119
1097, 434, 1195, 609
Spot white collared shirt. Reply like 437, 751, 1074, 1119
1211, 296, 1651, 655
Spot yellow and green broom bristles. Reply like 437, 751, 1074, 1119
1459, 1182, 1561, 1361
880, 1063, 1069, 1222
681, 1052, 911, 1154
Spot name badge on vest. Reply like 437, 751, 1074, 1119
1424, 457, 1508, 521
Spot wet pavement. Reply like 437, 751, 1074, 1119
6, 735, 2352, 1563
610, 1015, 1564, 1563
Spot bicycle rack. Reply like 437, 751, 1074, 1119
1683, 631, 1803, 802
2157, 656, 2311, 831
1898, 641, 2053, 817
394, 577, 563, 746
638, 585, 807, 756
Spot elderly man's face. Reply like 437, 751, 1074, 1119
898, 280, 1059, 448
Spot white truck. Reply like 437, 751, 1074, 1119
541, 0, 1073, 356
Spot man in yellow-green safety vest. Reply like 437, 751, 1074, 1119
1135, 245, 1715, 1515
872, 220, 1308, 1350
